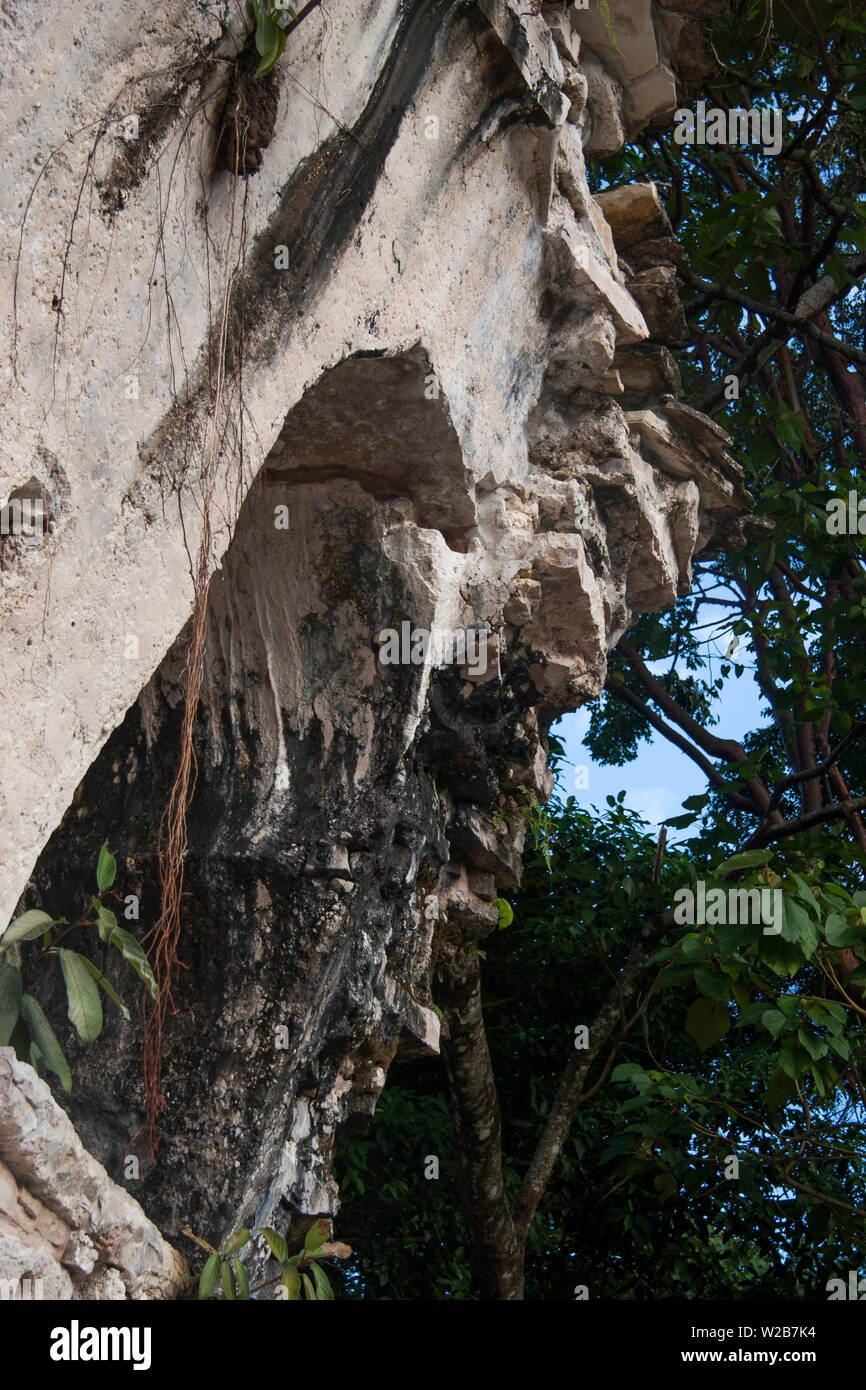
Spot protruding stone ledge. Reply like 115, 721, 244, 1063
477, 0, 571, 126
594, 181, 672, 252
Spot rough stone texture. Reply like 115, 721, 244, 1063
0, 0, 743, 1292
0, 1050, 186, 1299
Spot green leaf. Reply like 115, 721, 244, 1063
0, 961, 23, 1045
779, 1042, 811, 1080
253, 8, 285, 76
97, 841, 117, 893
775, 410, 806, 449
224, 1228, 251, 1256
611, 1062, 645, 1083
825, 913, 863, 948
233, 1258, 250, 1299
9, 1016, 31, 1065
59, 949, 103, 1042
495, 897, 514, 930
820, 1000, 847, 1028
685, 997, 731, 1051
716, 849, 773, 875
76, 956, 130, 1020
694, 966, 729, 1002
681, 933, 706, 962
20, 995, 71, 1091
281, 1267, 301, 1300
760, 1007, 786, 1039
781, 897, 812, 944
258, 1226, 288, 1266
97, 905, 118, 944
300, 1271, 316, 1300
791, 873, 820, 914
760, 933, 805, 977
1, 909, 55, 946
765, 1065, 796, 1111
109, 927, 158, 1000
311, 1259, 334, 1299
199, 1252, 220, 1300
654, 1172, 678, 1203
221, 1260, 236, 1300
797, 1027, 828, 1061
304, 1219, 328, 1254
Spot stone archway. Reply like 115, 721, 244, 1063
17, 348, 533, 1271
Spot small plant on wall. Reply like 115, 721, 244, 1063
0, 843, 156, 1090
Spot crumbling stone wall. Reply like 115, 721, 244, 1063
0, 0, 746, 1293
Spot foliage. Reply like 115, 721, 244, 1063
585, 0, 866, 871
514, 787, 554, 869
0, 844, 155, 1091
187, 1220, 344, 1300
336, 1083, 479, 1300
338, 799, 866, 1298
249, 0, 295, 77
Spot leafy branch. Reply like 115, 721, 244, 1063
186, 1219, 352, 1300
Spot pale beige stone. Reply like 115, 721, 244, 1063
0, 1050, 186, 1299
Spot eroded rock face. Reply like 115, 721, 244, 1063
1, 0, 742, 1287
0, 1050, 186, 1299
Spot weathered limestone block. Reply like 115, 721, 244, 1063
0, 1221, 74, 1300
596, 182, 689, 344
594, 181, 673, 250
0, 1050, 186, 1299
617, 344, 682, 402
572, 0, 660, 87
580, 50, 626, 156
478, 0, 570, 125
626, 63, 678, 132
656, 9, 718, 92
628, 264, 690, 345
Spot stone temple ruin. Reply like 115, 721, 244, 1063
0, 0, 746, 1296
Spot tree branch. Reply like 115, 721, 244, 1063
513, 933, 662, 1242
439, 947, 523, 1299
604, 675, 756, 812
746, 796, 866, 848
617, 642, 773, 814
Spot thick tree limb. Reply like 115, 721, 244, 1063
758, 719, 866, 825
680, 260, 866, 371
745, 796, 866, 848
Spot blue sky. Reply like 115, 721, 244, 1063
553, 614, 769, 834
